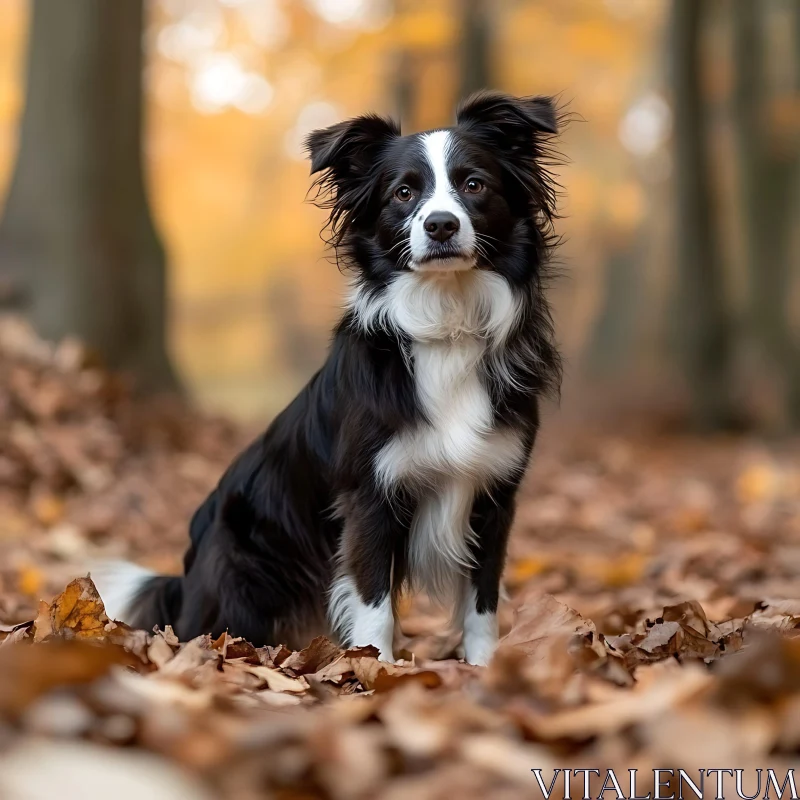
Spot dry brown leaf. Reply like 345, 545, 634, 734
0, 640, 133, 718
373, 666, 442, 693
0, 624, 31, 649
263, 643, 292, 666
500, 591, 595, 655
716, 631, 800, 703
33, 576, 109, 642
311, 724, 389, 800
663, 599, 710, 635
0, 738, 216, 799
244, 664, 309, 693
147, 633, 176, 668
350, 656, 442, 692
160, 626, 180, 646
312, 648, 379, 685
224, 638, 261, 664
459, 733, 558, 786
105, 622, 153, 662
158, 637, 218, 680
280, 635, 342, 675
527, 661, 712, 739
637, 621, 681, 653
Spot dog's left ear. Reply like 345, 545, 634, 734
456, 91, 557, 145
457, 91, 559, 216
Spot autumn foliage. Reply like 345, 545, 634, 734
2, 319, 800, 797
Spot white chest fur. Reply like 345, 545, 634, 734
379, 334, 526, 601
375, 336, 525, 488
352, 271, 527, 602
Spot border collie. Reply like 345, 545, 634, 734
93, 91, 563, 666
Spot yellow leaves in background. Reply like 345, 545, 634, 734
17, 566, 42, 599
392, 10, 454, 49
30, 491, 65, 527
736, 460, 800, 505
0, 0, 26, 192
566, 20, 637, 65
737, 462, 780, 504
508, 550, 649, 590
583, 552, 648, 588
508, 556, 549, 585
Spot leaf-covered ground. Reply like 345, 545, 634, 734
1, 316, 800, 799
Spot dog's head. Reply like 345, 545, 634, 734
306, 91, 560, 282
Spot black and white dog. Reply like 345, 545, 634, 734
94, 91, 563, 666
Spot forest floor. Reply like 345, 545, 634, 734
1, 316, 800, 799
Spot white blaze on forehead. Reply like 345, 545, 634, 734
408, 130, 475, 269
420, 131, 462, 218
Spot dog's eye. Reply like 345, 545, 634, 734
394, 185, 413, 202
463, 178, 484, 194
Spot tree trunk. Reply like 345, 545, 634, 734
458, 0, 493, 99
670, 0, 736, 430
585, 235, 639, 375
0, 0, 178, 391
732, 0, 800, 426
392, 51, 416, 128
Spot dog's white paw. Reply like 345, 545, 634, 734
464, 650, 493, 667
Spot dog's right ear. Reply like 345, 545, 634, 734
305, 114, 399, 244
306, 114, 399, 178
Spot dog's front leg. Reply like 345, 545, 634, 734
460, 481, 519, 666
329, 485, 410, 663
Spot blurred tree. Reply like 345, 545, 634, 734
392, 50, 417, 127
390, 0, 416, 127
458, 0, 493, 99
670, 0, 736, 430
0, 0, 178, 391
732, 0, 800, 427
586, 233, 640, 375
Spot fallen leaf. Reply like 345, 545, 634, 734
527, 661, 712, 739
244, 665, 309, 693
147, 633, 175, 668
33, 576, 108, 642
280, 635, 342, 674
637, 621, 681, 653
17, 565, 43, 598
0, 738, 215, 799
0, 640, 133, 718
500, 592, 595, 655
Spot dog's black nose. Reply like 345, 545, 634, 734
424, 211, 460, 242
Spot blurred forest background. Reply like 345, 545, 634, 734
0, 0, 798, 429
0, 5, 799, 794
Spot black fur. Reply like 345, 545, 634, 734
128, 92, 564, 653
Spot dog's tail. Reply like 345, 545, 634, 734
90, 561, 183, 632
